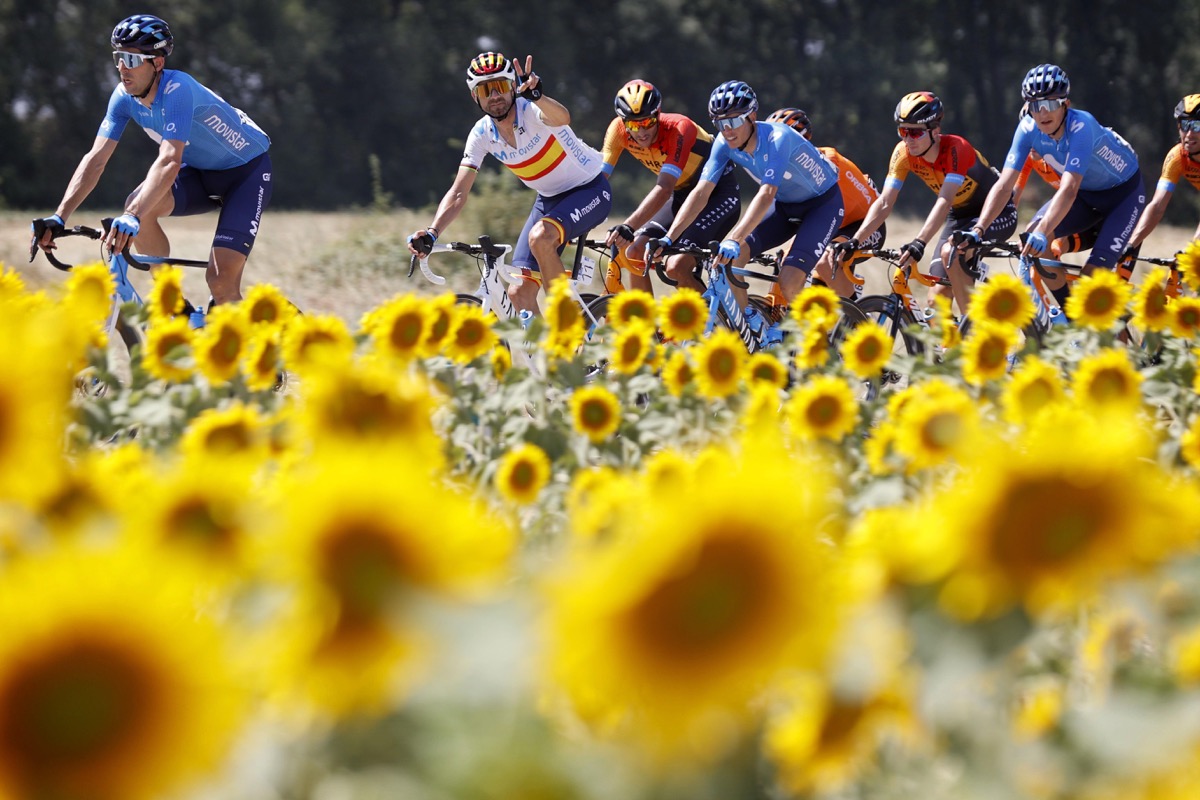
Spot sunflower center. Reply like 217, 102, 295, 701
987, 291, 1019, 321
978, 338, 1007, 369
807, 396, 843, 427
1084, 289, 1115, 316
989, 477, 1113, 571
670, 303, 698, 326
166, 497, 234, 547
390, 313, 424, 349
1087, 368, 1131, 403
581, 399, 613, 429
619, 336, 644, 365
707, 350, 737, 381
920, 411, 963, 451
213, 327, 242, 365
249, 300, 280, 324
320, 525, 404, 620
426, 311, 451, 344
510, 460, 537, 491
819, 701, 868, 750
456, 320, 485, 347
1017, 379, 1055, 413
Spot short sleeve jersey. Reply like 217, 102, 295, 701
820, 146, 877, 226
699, 121, 837, 204
98, 69, 270, 171
884, 134, 998, 216
600, 112, 715, 190
461, 98, 604, 196
1003, 108, 1139, 192
1156, 143, 1200, 194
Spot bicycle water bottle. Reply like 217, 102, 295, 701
188, 305, 206, 329
518, 309, 534, 330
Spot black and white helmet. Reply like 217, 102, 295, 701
111, 14, 174, 56
1021, 64, 1070, 101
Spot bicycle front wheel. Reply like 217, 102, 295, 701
853, 294, 925, 390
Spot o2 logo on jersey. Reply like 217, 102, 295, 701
764, 168, 776, 181
164, 122, 176, 134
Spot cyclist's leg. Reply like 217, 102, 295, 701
925, 216, 956, 308
769, 190, 844, 303
508, 204, 546, 314
1078, 172, 1146, 275
950, 201, 1018, 308
129, 167, 210, 257
671, 173, 740, 291
1030, 196, 1103, 303
624, 213, 671, 293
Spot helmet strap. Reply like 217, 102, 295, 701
913, 129, 937, 159
134, 62, 162, 100
1048, 106, 1067, 138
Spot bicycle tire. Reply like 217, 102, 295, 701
454, 292, 483, 307
853, 294, 925, 357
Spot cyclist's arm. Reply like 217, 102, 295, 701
1027, 171, 1081, 243
726, 183, 777, 243
662, 179, 715, 242
125, 138, 184, 219
912, 182, 956, 246
849, 182, 899, 243
972, 166, 1020, 236
625, 172, 678, 230
531, 95, 570, 127
428, 166, 478, 236
1127, 185, 1171, 249
52, 136, 119, 223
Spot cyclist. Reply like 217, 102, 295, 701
970, 64, 1144, 306
406, 52, 611, 315
1124, 94, 1200, 254
763, 107, 883, 300
600, 80, 740, 295
648, 81, 843, 329
836, 91, 1016, 316
32, 14, 272, 306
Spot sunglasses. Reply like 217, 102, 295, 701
897, 127, 929, 140
624, 116, 659, 132
112, 51, 158, 69
1029, 98, 1067, 113
712, 112, 752, 132
472, 78, 513, 101
1180, 119, 1200, 133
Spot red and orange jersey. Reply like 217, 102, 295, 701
883, 133, 998, 215
1015, 153, 1062, 192
820, 146, 877, 226
601, 112, 713, 190
1157, 143, 1200, 193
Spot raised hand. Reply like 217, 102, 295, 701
514, 55, 543, 101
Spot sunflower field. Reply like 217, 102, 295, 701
5, 245, 1200, 800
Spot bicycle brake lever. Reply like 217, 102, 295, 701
408, 254, 418, 279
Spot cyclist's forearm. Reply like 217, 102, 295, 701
625, 182, 673, 230
851, 195, 891, 243
1031, 178, 1080, 239
727, 186, 776, 242
916, 195, 952, 245
663, 182, 714, 241
55, 152, 110, 220
125, 153, 181, 218
974, 168, 1019, 234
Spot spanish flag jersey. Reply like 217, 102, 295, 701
461, 98, 604, 196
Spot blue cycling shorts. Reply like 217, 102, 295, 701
513, 172, 613, 271
745, 186, 844, 274
171, 151, 272, 255
1031, 170, 1146, 271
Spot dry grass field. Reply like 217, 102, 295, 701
3, 208, 1195, 323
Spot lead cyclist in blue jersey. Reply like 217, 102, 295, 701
32, 14, 272, 305
968, 64, 1144, 303
649, 80, 842, 323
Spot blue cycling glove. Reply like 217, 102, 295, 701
33, 214, 65, 233
408, 227, 438, 255
1025, 231, 1048, 255
645, 235, 672, 262
718, 238, 741, 261
954, 228, 982, 248
113, 212, 140, 238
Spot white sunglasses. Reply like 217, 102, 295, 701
712, 111, 752, 132
112, 51, 159, 69
1029, 98, 1067, 113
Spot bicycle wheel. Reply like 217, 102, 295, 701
853, 294, 924, 389
454, 292, 483, 307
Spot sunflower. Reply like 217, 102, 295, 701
1168, 296, 1200, 338
363, 293, 430, 362
741, 383, 784, 437
491, 345, 511, 380
281, 313, 355, 373
786, 375, 858, 442
1071, 348, 1143, 411
838, 321, 892, 378
241, 326, 284, 392
1172, 625, 1200, 684
790, 285, 841, 328
569, 385, 622, 444
494, 442, 552, 504
692, 328, 745, 398
930, 294, 961, 351
543, 280, 587, 358
194, 304, 251, 385
0, 545, 246, 800
1064, 269, 1133, 330
746, 352, 788, 389
445, 304, 498, 364
179, 402, 268, 462
1175, 238, 1200, 292
863, 421, 899, 476
242, 283, 298, 328
607, 290, 657, 330
661, 349, 695, 396
892, 383, 979, 472
141, 316, 195, 383
969, 272, 1035, 329
960, 321, 1018, 385
544, 445, 845, 760
1011, 676, 1065, 741
608, 323, 653, 375
63, 261, 116, 328
793, 324, 831, 370
658, 288, 708, 341
565, 465, 626, 543
0, 266, 28, 300
1181, 416, 1200, 469
1000, 356, 1066, 426
146, 264, 185, 321
1129, 267, 1171, 333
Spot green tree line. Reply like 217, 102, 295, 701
4, 0, 1199, 225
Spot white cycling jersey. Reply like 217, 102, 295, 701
461, 98, 604, 196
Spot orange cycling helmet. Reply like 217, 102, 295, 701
895, 91, 943, 128
466, 52, 517, 90
614, 80, 662, 120
1175, 94, 1200, 121
766, 107, 812, 140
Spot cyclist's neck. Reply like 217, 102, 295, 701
738, 124, 758, 154
134, 69, 162, 105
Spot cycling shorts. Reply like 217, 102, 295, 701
745, 186, 844, 274
1031, 170, 1146, 271
929, 199, 1018, 279
171, 151, 272, 255
513, 172, 613, 272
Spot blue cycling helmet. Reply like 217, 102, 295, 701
708, 80, 758, 119
111, 14, 173, 56
1021, 64, 1069, 101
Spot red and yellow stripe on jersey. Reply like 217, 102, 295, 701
507, 136, 567, 182
1158, 143, 1200, 193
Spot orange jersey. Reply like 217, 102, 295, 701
601, 112, 712, 190
884, 133, 998, 216
820, 146, 876, 225
1157, 143, 1200, 193
1015, 153, 1062, 191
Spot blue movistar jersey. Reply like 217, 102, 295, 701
97, 69, 270, 171
699, 121, 837, 204
1003, 108, 1137, 192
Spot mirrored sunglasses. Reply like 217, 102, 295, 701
1029, 98, 1067, 113
472, 78, 513, 101
1180, 119, 1200, 133
112, 51, 158, 69
712, 112, 751, 132
896, 126, 929, 140
623, 116, 659, 132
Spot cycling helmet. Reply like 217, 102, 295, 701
465, 51, 517, 91
1175, 94, 1200, 121
1021, 64, 1070, 101
111, 14, 173, 56
894, 91, 944, 128
766, 107, 812, 139
708, 80, 758, 119
614, 80, 662, 121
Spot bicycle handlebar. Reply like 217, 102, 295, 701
29, 219, 104, 272
862, 248, 948, 287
